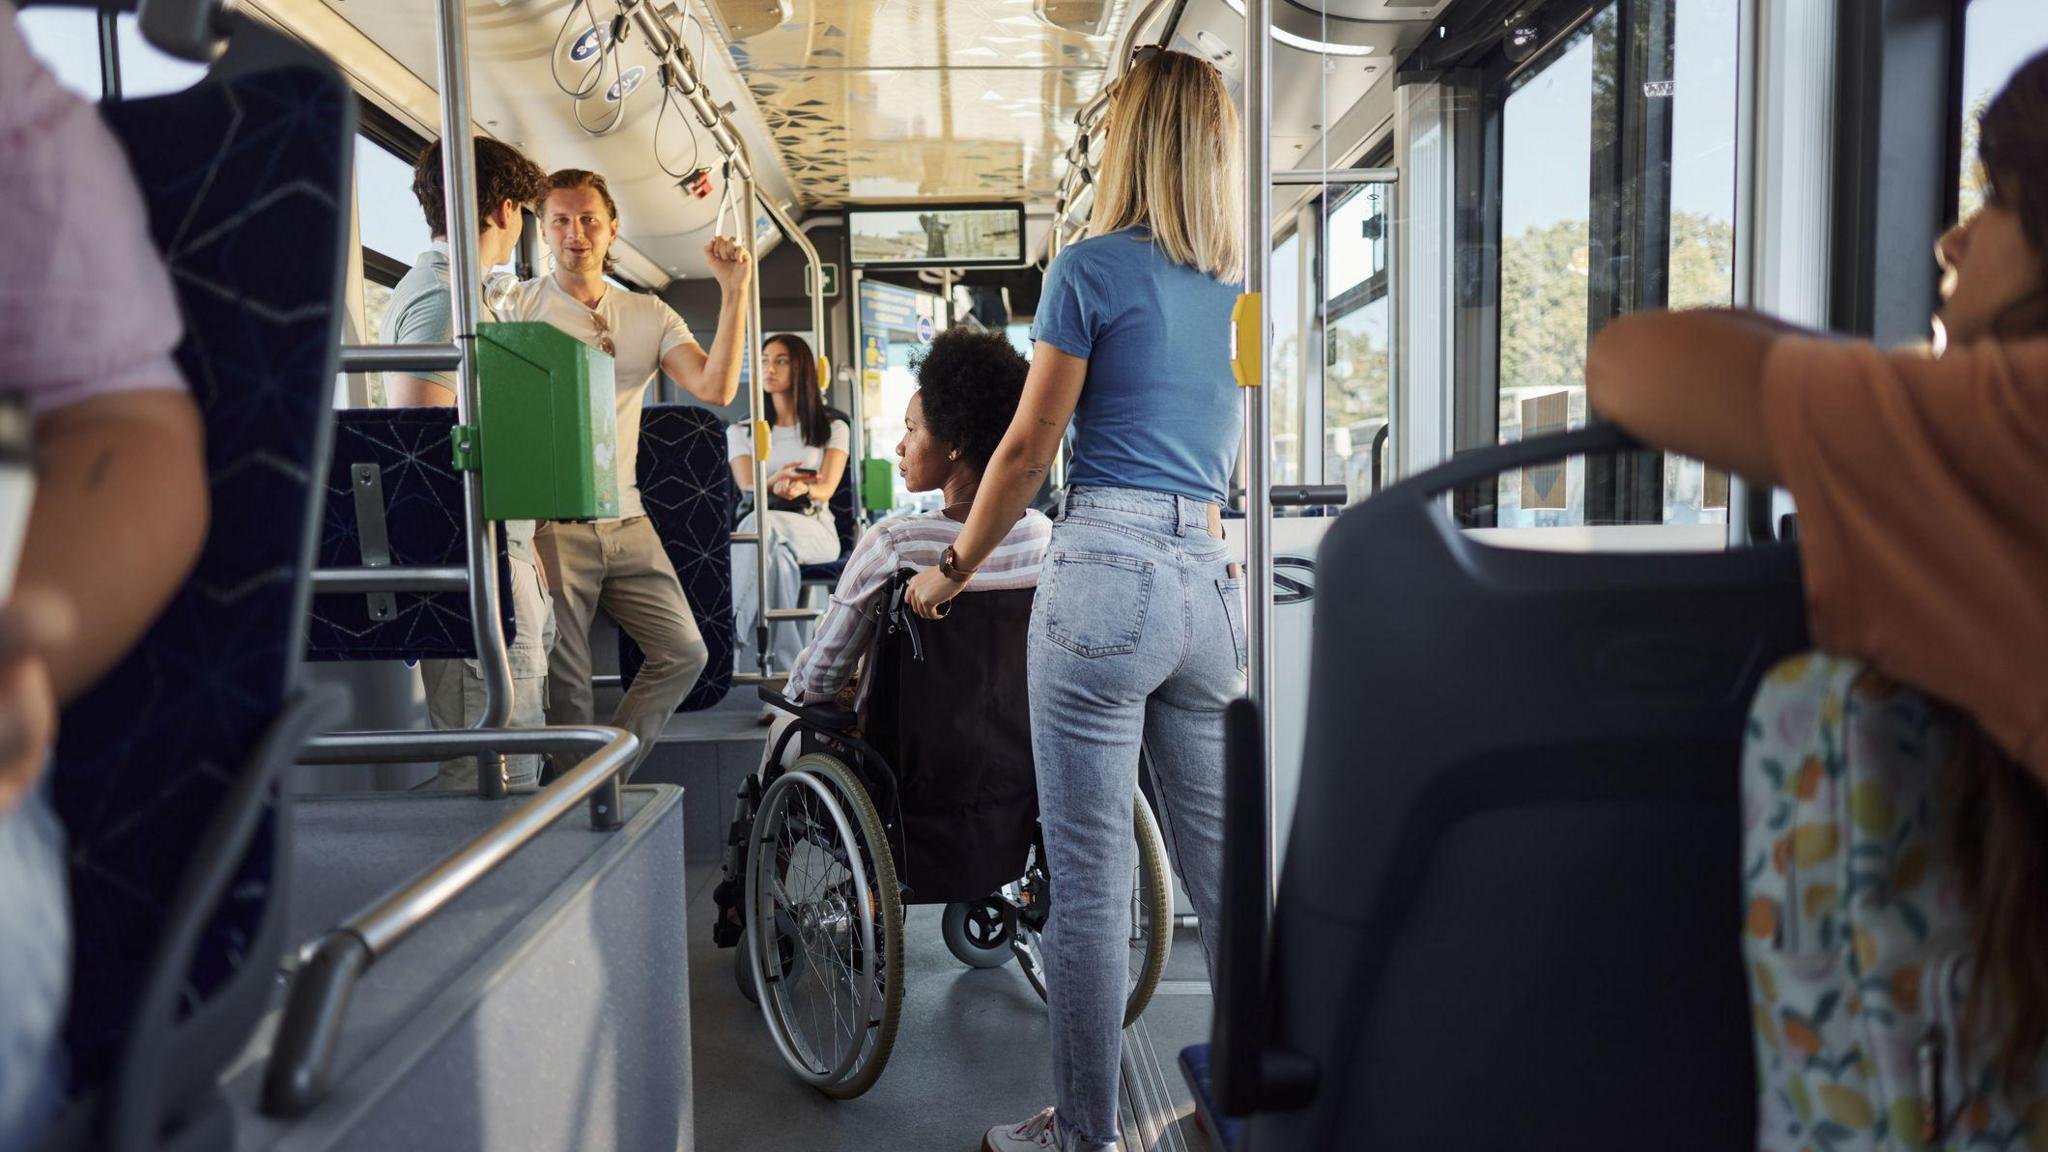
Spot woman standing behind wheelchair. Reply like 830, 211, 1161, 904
905, 50, 1246, 1152
727, 333, 848, 720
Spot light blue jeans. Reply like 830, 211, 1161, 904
0, 774, 69, 1152
1027, 487, 1242, 1149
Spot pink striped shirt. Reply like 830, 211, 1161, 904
1, 11, 185, 416
785, 508, 1052, 705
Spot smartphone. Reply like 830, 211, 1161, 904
789, 467, 820, 479
0, 399, 34, 597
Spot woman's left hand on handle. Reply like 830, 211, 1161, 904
904, 567, 966, 620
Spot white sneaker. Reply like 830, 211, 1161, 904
981, 1109, 1119, 1152
982, 1109, 1059, 1152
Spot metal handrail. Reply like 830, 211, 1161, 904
265, 724, 639, 1117
310, 566, 468, 594
337, 343, 463, 374
1272, 168, 1400, 186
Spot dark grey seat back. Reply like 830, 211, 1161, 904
1250, 427, 1808, 1151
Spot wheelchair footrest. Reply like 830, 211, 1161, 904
1179, 1044, 1243, 1152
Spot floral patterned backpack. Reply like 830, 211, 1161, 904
1743, 654, 2048, 1150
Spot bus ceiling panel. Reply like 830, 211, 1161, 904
1167, 0, 1427, 165
297, 0, 802, 287
717, 0, 1144, 210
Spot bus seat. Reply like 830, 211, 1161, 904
47, 22, 352, 1149
619, 403, 735, 711
304, 408, 516, 662
1221, 428, 1810, 1152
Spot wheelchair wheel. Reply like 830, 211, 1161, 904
942, 897, 1017, 969
1012, 794, 1173, 1028
745, 754, 905, 1099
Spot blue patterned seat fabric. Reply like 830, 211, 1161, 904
53, 65, 348, 1095
305, 407, 515, 661
619, 404, 734, 711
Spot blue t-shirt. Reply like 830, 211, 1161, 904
1032, 228, 1243, 505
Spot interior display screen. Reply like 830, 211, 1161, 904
847, 204, 1025, 266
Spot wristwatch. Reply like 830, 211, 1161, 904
938, 545, 978, 583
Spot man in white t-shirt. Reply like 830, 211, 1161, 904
499, 168, 749, 776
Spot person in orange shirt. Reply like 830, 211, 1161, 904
1588, 51, 2048, 1086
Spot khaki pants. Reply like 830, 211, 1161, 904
536, 517, 707, 777
421, 547, 555, 791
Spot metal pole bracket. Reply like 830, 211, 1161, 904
349, 463, 397, 622
449, 423, 482, 473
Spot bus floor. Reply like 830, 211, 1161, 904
682, 860, 1213, 1152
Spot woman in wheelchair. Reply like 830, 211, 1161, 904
766, 324, 1048, 732
717, 325, 1105, 1098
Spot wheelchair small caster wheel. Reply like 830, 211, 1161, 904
942, 898, 1017, 969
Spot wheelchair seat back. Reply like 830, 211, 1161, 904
858, 572, 1038, 905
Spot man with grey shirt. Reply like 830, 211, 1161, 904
380, 136, 553, 790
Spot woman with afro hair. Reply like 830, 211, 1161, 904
767, 324, 1052, 725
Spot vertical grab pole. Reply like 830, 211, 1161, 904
741, 172, 774, 676
434, 0, 514, 740
1243, 0, 1277, 899
849, 267, 868, 524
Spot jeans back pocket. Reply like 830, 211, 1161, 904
1044, 551, 1154, 658
1217, 577, 1248, 672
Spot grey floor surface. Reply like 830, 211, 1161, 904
686, 863, 1062, 1152
623, 687, 1217, 1152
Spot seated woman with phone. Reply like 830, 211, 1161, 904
727, 333, 849, 716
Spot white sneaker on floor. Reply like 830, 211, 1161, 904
981, 1109, 1118, 1152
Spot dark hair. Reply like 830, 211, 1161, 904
1975, 51, 2048, 341
1949, 51, 2048, 1090
911, 326, 1030, 473
763, 333, 831, 448
411, 137, 549, 241
1979, 51, 2048, 269
541, 168, 622, 274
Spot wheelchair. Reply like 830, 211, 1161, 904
714, 570, 1173, 1098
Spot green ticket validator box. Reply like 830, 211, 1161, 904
472, 322, 620, 521
860, 457, 895, 514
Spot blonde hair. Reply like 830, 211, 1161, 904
1087, 50, 1245, 283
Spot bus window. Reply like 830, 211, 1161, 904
1661, 0, 1740, 525
356, 136, 432, 280
1497, 8, 1604, 528
1323, 180, 1391, 501
1493, 0, 1741, 528
1959, 0, 2048, 222
17, 8, 103, 100
1272, 230, 1303, 488
111, 14, 205, 98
